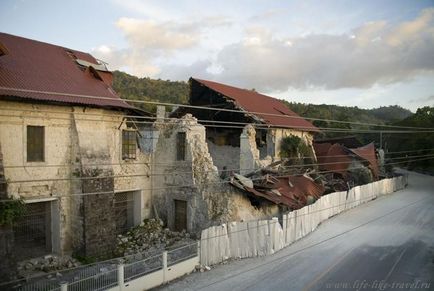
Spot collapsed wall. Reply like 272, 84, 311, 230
152, 114, 278, 236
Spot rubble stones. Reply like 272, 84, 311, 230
17, 255, 81, 276
115, 219, 195, 258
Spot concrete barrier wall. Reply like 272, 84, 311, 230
200, 176, 407, 266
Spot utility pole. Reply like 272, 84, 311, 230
380, 131, 383, 149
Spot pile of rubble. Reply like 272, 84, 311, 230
17, 255, 80, 277
115, 219, 195, 257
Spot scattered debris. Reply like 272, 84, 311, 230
230, 169, 325, 210
115, 219, 195, 257
193, 264, 212, 273
17, 255, 81, 277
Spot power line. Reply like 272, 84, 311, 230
1, 86, 433, 131
2, 147, 432, 169
0, 156, 430, 202
1, 110, 433, 134
2, 153, 433, 185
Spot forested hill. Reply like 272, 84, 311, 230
112, 71, 412, 124
285, 102, 412, 125
112, 71, 189, 112
386, 106, 434, 174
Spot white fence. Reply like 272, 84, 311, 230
200, 175, 408, 266
3, 243, 198, 291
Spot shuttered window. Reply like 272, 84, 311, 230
122, 130, 137, 159
27, 126, 44, 162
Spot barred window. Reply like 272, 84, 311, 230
122, 130, 137, 159
27, 126, 44, 162
176, 132, 186, 161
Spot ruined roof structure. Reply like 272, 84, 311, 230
186, 77, 319, 132
0, 33, 134, 110
314, 141, 380, 179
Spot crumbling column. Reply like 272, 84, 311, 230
240, 125, 259, 175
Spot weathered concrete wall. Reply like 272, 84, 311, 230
240, 125, 316, 175
240, 125, 272, 175
0, 101, 152, 258
0, 142, 6, 200
206, 141, 240, 173
153, 115, 279, 236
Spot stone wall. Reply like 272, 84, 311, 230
206, 141, 240, 173
153, 115, 279, 236
239, 125, 316, 175
0, 142, 6, 200
0, 132, 16, 281
0, 101, 152, 259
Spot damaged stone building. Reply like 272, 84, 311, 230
0, 33, 153, 266
153, 78, 324, 235
0, 33, 382, 283
175, 78, 319, 175
151, 112, 281, 236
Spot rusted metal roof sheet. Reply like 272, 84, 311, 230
0, 33, 134, 110
314, 141, 379, 179
231, 174, 325, 209
349, 142, 379, 179
314, 142, 352, 178
192, 78, 319, 132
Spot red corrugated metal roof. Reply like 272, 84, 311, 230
314, 142, 352, 178
192, 78, 319, 132
314, 141, 379, 179
349, 142, 379, 179
0, 33, 134, 110
232, 175, 325, 209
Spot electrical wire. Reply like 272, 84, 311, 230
2, 153, 433, 185
2, 147, 432, 169
1, 86, 433, 131
0, 156, 430, 202
2, 110, 433, 134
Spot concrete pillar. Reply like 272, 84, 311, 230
117, 264, 124, 290
156, 106, 166, 123
162, 251, 168, 283
60, 282, 68, 291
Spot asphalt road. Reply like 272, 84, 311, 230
159, 171, 434, 291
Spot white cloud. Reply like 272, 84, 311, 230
95, 7, 434, 94
93, 16, 232, 77
116, 17, 200, 52
202, 8, 434, 92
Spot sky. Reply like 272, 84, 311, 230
1, 0, 434, 112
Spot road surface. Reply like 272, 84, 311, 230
159, 171, 434, 291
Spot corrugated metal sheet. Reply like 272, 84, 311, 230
192, 78, 319, 132
0, 33, 133, 110
232, 175, 325, 209
350, 142, 379, 179
314, 141, 379, 179
314, 142, 352, 178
